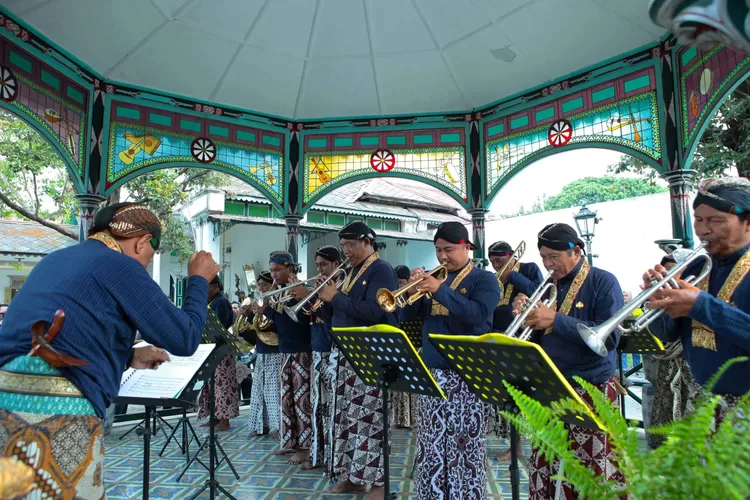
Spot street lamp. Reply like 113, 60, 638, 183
573, 204, 600, 265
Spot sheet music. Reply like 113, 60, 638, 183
119, 343, 215, 399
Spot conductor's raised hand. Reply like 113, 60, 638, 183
131, 346, 171, 370
188, 250, 221, 282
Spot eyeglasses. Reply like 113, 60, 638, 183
150, 237, 160, 251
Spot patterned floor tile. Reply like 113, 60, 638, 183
104, 409, 531, 499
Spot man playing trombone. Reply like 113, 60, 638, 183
399, 222, 500, 500
642, 177, 750, 422
315, 221, 398, 499
255, 251, 313, 465
512, 223, 625, 500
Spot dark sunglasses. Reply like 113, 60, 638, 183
150, 237, 160, 251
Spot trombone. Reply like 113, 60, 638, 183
284, 262, 349, 321
496, 241, 525, 292
577, 241, 712, 357
376, 263, 449, 313
502, 271, 557, 341
252, 277, 319, 307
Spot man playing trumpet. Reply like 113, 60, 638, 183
643, 177, 750, 421
400, 222, 500, 500
512, 223, 625, 500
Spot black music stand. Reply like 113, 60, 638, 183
177, 309, 252, 500
331, 325, 444, 500
430, 333, 600, 500
617, 314, 664, 418
398, 319, 422, 478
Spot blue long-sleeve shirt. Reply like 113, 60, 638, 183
263, 296, 312, 353
399, 263, 500, 369
0, 240, 209, 417
493, 262, 544, 332
648, 244, 750, 395
210, 293, 233, 330
311, 307, 333, 352
531, 259, 623, 386
330, 257, 399, 329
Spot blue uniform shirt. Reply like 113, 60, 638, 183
264, 295, 312, 353
649, 243, 750, 395
0, 240, 208, 417
493, 262, 544, 332
400, 263, 500, 370
330, 257, 399, 329
532, 259, 624, 386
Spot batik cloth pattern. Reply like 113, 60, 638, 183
528, 376, 625, 500
686, 378, 744, 428
647, 356, 693, 448
416, 368, 488, 500
198, 355, 239, 420
310, 351, 331, 469
393, 391, 418, 428
328, 347, 384, 486
0, 356, 105, 500
248, 352, 283, 435
280, 352, 313, 450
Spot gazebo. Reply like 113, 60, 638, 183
0, 1, 746, 264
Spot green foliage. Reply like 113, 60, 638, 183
502, 358, 750, 499
0, 109, 78, 223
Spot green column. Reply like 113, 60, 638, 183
662, 170, 697, 248
469, 208, 488, 268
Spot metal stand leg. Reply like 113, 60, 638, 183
377, 364, 399, 500
143, 406, 152, 500
509, 424, 520, 500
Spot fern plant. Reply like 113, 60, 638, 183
500, 357, 750, 499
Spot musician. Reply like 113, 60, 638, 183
197, 276, 238, 432
247, 271, 283, 440
0, 202, 220, 499
298, 245, 342, 471
395, 265, 411, 287
644, 177, 750, 422
315, 221, 398, 498
258, 251, 313, 465
512, 223, 625, 499
400, 221, 500, 500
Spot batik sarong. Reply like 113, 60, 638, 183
416, 368, 487, 500
0, 356, 105, 500
686, 379, 744, 428
248, 352, 283, 435
310, 351, 331, 468
198, 355, 239, 420
280, 352, 313, 450
647, 356, 692, 448
529, 376, 626, 500
393, 391, 418, 428
328, 347, 384, 486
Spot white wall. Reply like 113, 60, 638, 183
0, 260, 38, 303
223, 223, 287, 300
485, 192, 677, 295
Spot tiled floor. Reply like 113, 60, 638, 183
104, 408, 531, 499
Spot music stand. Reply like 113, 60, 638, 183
330, 325, 444, 500
399, 320, 423, 349
430, 333, 600, 500
617, 317, 664, 418
177, 309, 252, 500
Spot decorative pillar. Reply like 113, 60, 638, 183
469, 208, 488, 268
285, 214, 302, 264
662, 169, 697, 248
75, 193, 106, 240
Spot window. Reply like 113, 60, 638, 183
307, 211, 326, 224
247, 204, 270, 217
328, 214, 346, 226
366, 217, 383, 230
224, 201, 245, 216
384, 220, 400, 232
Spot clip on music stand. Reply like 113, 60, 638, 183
330, 325, 445, 500
430, 333, 600, 500
177, 309, 253, 500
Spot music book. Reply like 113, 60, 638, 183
119, 343, 216, 400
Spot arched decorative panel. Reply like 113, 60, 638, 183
678, 44, 750, 159
104, 100, 287, 209
299, 127, 470, 211
0, 38, 88, 191
484, 68, 664, 204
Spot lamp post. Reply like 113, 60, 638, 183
573, 204, 600, 265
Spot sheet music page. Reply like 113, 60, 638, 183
119, 343, 215, 399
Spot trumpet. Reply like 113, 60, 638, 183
496, 241, 525, 293
376, 263, 449, 313
577, 241, 712, 357
252, 277, 319, 307
284, 262, 349, 322
503, 271, 557, 341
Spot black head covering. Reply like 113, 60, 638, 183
394, 265, 410, 280
269, 251, 295, 267
338, 221, 376, 241
315, 245, 342, 262
258, 270, 273, 284
488, 241, 513, 257
693, 177, 750, 215
433, 221, 475, 249
91, 201, 162, 240
537, 223, 585, 251
210, 275, 223, 291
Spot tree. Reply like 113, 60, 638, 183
543, 176, 666, 211
0, 110, 231, 262
610, 80, 750, 180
